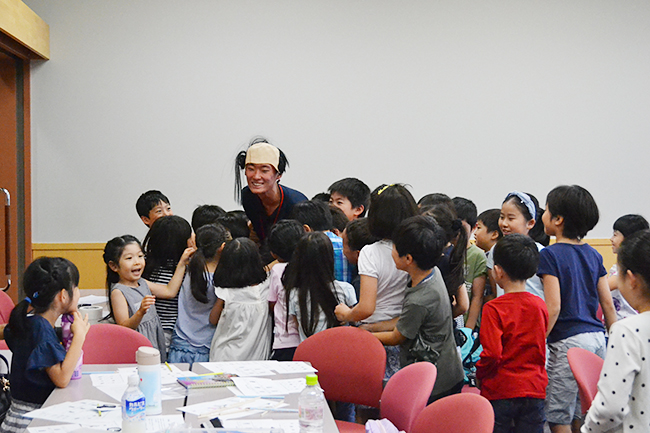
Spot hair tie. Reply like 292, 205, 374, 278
452, 218, 463, 232
505, 191, 536, 222
33, 291, 39, 299
376, 184, 394, 195
24, 297, 32, 304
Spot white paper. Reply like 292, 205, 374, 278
221, 419, 300, 433
25, 399, 121, 430
231, 377, 306, 396
146, 414, 186, 432
198, 361, 279, 377
118, 364, 184, 385
92, 370, 186, 402
78, 295, 108, 305
178, 396, 287, 420
270, 361, 317, 375
28, 424, 81, 433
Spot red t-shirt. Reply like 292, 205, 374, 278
476, 291, 549, 400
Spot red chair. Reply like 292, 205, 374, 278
567, 347, 605, 415
293, 326, 386, 409
411, 393, 494, 433
337, 362, 438, 433
82, 323, 153, 364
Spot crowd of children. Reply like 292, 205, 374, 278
3, 140, 650, 433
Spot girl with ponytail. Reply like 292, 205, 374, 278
168, 224, 230, 364
0, 257, 90, 433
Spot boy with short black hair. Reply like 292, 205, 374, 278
217, 211, 250, 239
372, 215, 465, 403
341, 218, 380, 298
475, 209, 502, 253
267, 219, 305, 361
191, 204, 226, 232
292, 200, 352, 283
452, 197, 488, 331
136, 190, 172, 227
328, 177, 370, 220
476, 234, 548, 433
329, 205, 349, 237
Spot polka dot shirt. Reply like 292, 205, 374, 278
582, 312, 650, 432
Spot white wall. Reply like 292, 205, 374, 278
25, 0, 650, 242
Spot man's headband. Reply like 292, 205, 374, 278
245, 142, 280, 172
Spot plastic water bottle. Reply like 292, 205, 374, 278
136, 346, 162, 415
61, 314, 83, 380
122, 374, 146, 433
298, 374, 325, 433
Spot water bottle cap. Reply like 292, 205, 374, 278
136, 346, 161, 365
127, 374, 140, 386
305, 374, 318, 386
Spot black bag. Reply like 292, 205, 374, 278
0, 354, 10, 422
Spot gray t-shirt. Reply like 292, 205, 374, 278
175, 272, 217, 349
396, 268, 464, 395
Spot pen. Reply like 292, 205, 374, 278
165, 362, 173, 372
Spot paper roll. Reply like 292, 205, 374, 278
79, 305, 103, 323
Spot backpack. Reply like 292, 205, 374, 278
454, 327, 482, 385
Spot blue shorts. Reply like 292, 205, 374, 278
491, 397, 545, 433
167, 331, 210, 366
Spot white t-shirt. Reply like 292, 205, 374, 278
487, 241, 545, 300
289, 280, 357, 342
357, 240, 409, 323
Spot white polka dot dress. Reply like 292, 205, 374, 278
582, 311, 650, 432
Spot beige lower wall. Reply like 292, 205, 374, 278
32, 239, 617, 292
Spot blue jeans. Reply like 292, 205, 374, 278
491, 398, 545, 433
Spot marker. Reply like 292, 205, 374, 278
165, 362, 173, 372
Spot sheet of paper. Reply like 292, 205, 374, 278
270, 361, 317, 375
198, 361, 279, 377
178, 396, 287, 420
25, 399, 121, 430
118, 363, 186, 385
28, 424, 81, 433
146, 414, 185, 432
232, 377, 306, 396
92, 371, 186, 402
221, 418, 300, 433
78, 295, 108, 305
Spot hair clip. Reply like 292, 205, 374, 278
376, 184, 394, 195
33, 291, 39, 299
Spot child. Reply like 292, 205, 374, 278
292, 200, 352, 283
487, 191, 546, 299
142, 215, 193, 352
0, 258, 91, 432
582, 230, 650, 433
341, 218, 380, 298
168, 223, 230, 364
372, 215, 464, 403
209, 238, 272, 361
217, 211, 251, 239
191, 204, 226, 232
267, 219, 305, 361
335, 184, 418, 378
476, 234, 548, 433
475, 209, 502, 253
104, 235, 192, 362
452, 197, 488, 331
538, 185, 617, 433
328, 177, 371, 220
136, 190, 172, 227
284, 232, 357, 341
607, 214, 649, 320
329, 205, 349, 237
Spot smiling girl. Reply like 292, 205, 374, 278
234, 138, 307, 253
103, 235, 193, 361
486, 191, 546, 299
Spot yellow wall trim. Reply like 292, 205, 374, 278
0, 0, 50, 59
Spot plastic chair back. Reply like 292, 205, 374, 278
82, 323, 153, 364
293, 326, 386, 407
412, 393, 494, 433
0, 291, 14, 324
567, 347, 604, 414
380, 362, 437, 432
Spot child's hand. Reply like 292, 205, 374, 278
138, 295, 156, 315
334, 303, 351, 322
70, 311, 90, 340
180, 247, 196, 266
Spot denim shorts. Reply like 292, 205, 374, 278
545, 331, 605, 425
167, 331, 210, 366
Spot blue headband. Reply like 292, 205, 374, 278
505, 191, 536, 221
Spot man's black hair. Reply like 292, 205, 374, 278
493, 234, 539, 281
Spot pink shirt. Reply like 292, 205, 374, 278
267, 263, 300, 349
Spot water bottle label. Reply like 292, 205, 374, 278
124, 397, 146, 419
299, 405, 324, 421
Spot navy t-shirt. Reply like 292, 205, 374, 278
5, 315, 67, 404
537, 243, 606, 344
241, 184, 307, 241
